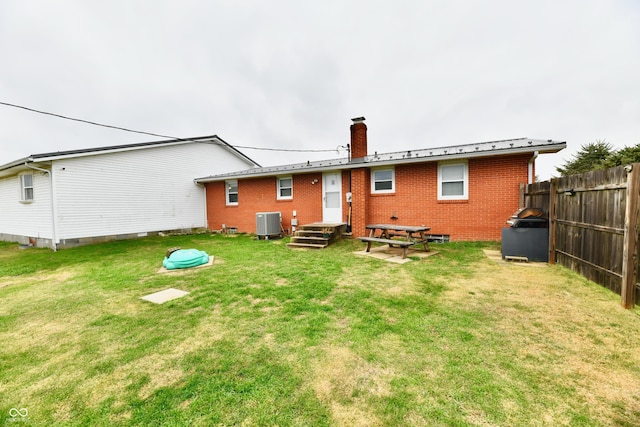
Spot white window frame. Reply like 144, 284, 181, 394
225, 180, 238, 206
20, 173, 34, 203
438, 162, 468, 200
371, 168, 395, 194
277, 176, 293, 200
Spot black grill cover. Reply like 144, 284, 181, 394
507, 208, 548, 228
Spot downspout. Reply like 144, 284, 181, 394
528, 150, 539, 184
25, 162, 57, 251
346, 143, 352, 233
193, 179, 208, 231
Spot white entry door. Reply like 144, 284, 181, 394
322, 172, 342, 223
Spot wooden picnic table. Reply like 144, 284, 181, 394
358, 224, 431, 258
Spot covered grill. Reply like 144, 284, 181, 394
506, 207, 548, 228
501, 207, 549, 262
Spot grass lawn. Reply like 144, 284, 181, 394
1, 234, 639, 426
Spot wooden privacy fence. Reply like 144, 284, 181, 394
524, 164, 640, 308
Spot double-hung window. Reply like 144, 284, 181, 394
277, 176, 293, 200
438, 162, 468, 200
371, 168, 395, 193
20, 174, 34, 202
226, 180, 238, 205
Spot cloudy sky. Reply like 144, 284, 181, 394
1, 0, 638, 180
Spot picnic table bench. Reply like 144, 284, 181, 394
358, 224, 430, 259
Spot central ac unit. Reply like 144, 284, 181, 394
256, 212, 282, 237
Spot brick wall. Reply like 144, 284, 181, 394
206, 173, 324, 234
205, 153, 530, 241
350, 168, 370, 237
365, 154, 529, 240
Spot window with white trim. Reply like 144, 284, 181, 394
277, 176, 293, 200
438, 162, 468, 200
371, 168, 395, 193
226, 180, 238, 205
20, 173, 34, 202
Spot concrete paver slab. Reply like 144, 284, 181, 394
141, 288, 190, 304
483, 249, 547, 267
354, 246, 438, 263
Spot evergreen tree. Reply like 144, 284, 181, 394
555, 141, 613, 176
603, 145, 640, 168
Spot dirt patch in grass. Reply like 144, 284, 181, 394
0, 268, 77, 291
337, 265, 420, 296
79, 354, 186, 406
275, 277, 290, 287
170, 305, 227, 355
310, 345, 395, 426
137, 362, 185, 400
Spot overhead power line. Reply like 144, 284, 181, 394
0, 101, 342, 154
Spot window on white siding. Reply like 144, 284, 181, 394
371, 168, 395, 193
438, 162, 468, 200
226, 180, 238, 205
20, 174, 34, 202
277, 176, 293, 200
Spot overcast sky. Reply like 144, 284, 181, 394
1, 0, 638, 180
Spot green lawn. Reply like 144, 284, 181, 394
0, 234, 639, 426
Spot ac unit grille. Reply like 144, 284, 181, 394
256, 212, 281, 236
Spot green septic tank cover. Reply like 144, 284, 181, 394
162, 249, 210, 270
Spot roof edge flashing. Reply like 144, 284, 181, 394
195, 139, 566, 182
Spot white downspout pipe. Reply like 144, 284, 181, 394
528, 150, 539, 184
25, 162, 57, 251
193, 179, 208, 231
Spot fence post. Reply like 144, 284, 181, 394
621, 164, 640, 309
548, 179, 557, 265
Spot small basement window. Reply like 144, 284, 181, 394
277, 176, 293, 200
371, 168, 395, 193
20, 173, 34, 202
226, 180, 238, 205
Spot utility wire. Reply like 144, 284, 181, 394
0, 101, 342, 154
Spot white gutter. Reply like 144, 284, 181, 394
24, 162, 57, 251
528, 150, 539, 184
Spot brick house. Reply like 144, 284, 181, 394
195, 118, 566, 241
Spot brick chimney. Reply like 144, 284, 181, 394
350, 117, 367, 161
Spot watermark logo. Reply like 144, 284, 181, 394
7, 408, 28, 423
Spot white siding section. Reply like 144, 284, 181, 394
53, 142, 252, 240
0, 171, 53, 239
